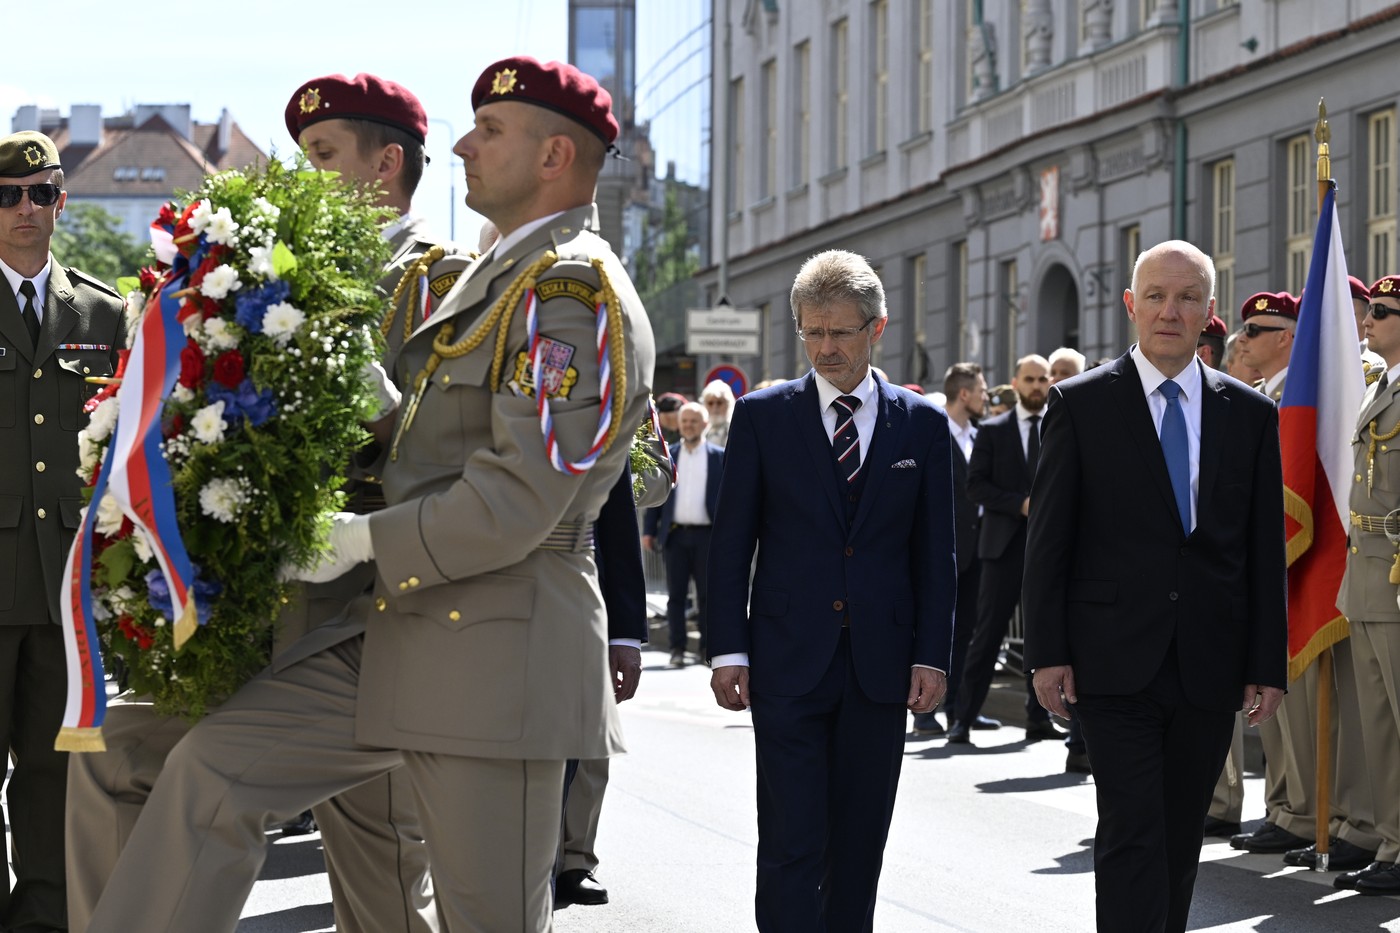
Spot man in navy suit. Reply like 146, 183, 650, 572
1024, 239, 1286, 933
644, 402, 724, 666
708, 250, 956, 933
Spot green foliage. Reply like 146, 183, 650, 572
633, 185, 699, 307
52, 203, 150, 287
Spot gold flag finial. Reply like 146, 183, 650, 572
1315, 98, 1331, 183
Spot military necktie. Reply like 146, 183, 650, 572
1158, 379, 1192, 534
831, 395, 863, 483
18, 280, 40, 346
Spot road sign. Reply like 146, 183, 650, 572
705, 364, 749, 397
686, 308, 760, 333
687, 332, 761, 355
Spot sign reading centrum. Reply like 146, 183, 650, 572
686, 307, 760, 356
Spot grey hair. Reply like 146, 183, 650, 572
789, 250, 887, 325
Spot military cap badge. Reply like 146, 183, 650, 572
22, 145, 42, 168
1254, 297, 1268, 311
1383, 280, 1395, 294
491, 69, 519, 96
299, 88, 323, 115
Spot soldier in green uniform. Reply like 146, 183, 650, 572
0, 130, 126, 933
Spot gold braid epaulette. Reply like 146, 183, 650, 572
591, 256, 628, 458
1367, 416, 1400, 495
384, 245, 449, 346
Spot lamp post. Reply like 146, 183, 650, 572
428, 116, 457, 241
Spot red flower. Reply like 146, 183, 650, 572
178, 341, 205, 388
117, 616, 154, 650
138, 266, 162, 291
154, 202, 177, 228
212, 350, 246, 388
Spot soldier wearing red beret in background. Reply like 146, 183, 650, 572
1195, 312, 1228, 370
1350, 274, 1388, 373
1234, 290, 1298, 402
85, 56, 654, 933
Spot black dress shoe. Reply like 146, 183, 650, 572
1065, 750, 1092, 774
1231, 822, 1273, 850
1024, 720, 1067, 742
1357, 862, 1400, 896
971, 715, 1002, 730
668, 650, 686, 668
1203, 817, 1242, 838
1336, 860, 1391, 890
911, 713, 945, 736
1283, 837, 1378, 870
555, 868, 609, 906
945, 723, 971, 744
277, 810, 318, 836
1242, 823, 1310, 854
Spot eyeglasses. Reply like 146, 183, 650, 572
0, 184, 62, 209
796, 320, 873, 343
1242, 323, 1288, 339
1368, 302, 1399, 321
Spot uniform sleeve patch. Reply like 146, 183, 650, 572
428, 271, 460, 298
535, 277, 598, 308
509, 336, 579, 400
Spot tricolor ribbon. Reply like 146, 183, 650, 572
526, 288, 616, 475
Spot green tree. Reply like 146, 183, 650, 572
52, 203, 150, 286
635, 185, 699, 307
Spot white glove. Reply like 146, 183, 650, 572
285, 513, 375, 584
363, 359, 401, 421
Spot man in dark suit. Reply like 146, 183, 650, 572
643, 401, 724, 666
913, 362, 985, 736
708, 249, 955, 933
948, 354, 1063, 744
0, 130, 126, 932
1024, 238, 1287, 933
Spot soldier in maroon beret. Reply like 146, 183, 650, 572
1196, 313, 1228, 370
1236, 291, 1298, 401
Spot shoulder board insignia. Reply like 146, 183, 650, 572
535, 277, 599, 309
65, 267, 121, 298
1367, 369, 1383, 386
428, 271, 460, 298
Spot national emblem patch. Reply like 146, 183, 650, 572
510, 336, 579, 400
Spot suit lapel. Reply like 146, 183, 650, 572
849, 377, 904, 539
793, 373, 846, 527
1110, 354, 1181, 528
1196, 366, 1230, 534
40, 265, 81, 364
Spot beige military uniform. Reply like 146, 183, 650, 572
85, 203, 655, 933
1337, 368, 1400, 861
68, 223, 471, 933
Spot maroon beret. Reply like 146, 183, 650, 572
1374, 276, 1400, 301
1200, 314, 1228, 337
1241, 291, 1298, 321
655, 392, 688, 412
1349, 275, 1372, 303
471, 56, 618, 145
285, 73, 427, 146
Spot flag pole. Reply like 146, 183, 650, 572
1312, 97, 1335, 873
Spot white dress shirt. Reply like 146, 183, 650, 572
949, 415, 977, 463
671, 440, 711, 526
1131, 344, 1203, 533
1, 255, 53, 326
1015, 402, 1044, 460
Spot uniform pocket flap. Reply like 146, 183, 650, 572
394, 571, 536, 631
1069, 578, 1117, 603
57, 352, 114, 378
0, 495, 20, 528
60, 497, 85, 529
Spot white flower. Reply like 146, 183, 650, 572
248, 245, 277, 280
94, 493, 125, 537
204, 206, 240, 246
122, 289, 146, 333
199, 477, 247, 523
262, 301, 306, 346
181, 309, 204, 337
199, 265, 241, 300
170, 384, 195, 403
191, 401, 227, 444
187, 199, 213, 233
86, 395, 119, 442
77, 432, 102, 481
202, 317, 240, 351
252, 196, 280, 221
131, 527, 154, 563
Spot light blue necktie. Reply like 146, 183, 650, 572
1158, 379, 1192, 534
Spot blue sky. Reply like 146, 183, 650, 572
10, 1, 571, 244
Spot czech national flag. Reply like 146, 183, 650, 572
1278, 186, 1365, 681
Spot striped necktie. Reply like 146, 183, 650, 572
832, 395, 863, 483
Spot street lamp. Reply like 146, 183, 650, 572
428, 117, 458, 241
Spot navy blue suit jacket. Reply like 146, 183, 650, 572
707, 371, 958, 704
967, 408, 1032, 561
595, 463, 648, 642
642, 440, 724, 549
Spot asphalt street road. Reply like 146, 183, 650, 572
35, 647, 1395, 932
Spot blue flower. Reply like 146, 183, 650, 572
145, 566, 222, 625
206, 378, 278, 429
233, 280, 291, 334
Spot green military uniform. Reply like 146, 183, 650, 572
0, 130, 126, 933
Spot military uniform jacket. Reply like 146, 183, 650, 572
1338, 370, 1400, 624
0, 261, 125, 626
357, 203, 655, 760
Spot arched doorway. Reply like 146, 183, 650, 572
1036, 263, 1080, 354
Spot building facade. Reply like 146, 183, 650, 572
704, 0, 1400, 386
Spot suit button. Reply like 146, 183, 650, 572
1357, 474, 1364, 482
33, 413, 43, 425
1179, 546, 1188, 556
32, 368, 41, 379
35, 461, 45, 473
1352, 546, 1360, 554
845, 546, 853, 556
1168, 591, 1179, 601
375, 597, 387, 612
36, 508, 46, 519
83, 366, 91, 374
449, 610, 462, 621
408, 576, 421, 588
833, 599, 845, 611
398, 581, 409, 591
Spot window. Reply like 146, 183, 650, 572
870, 0, 889, 154
831, 18, 849, 171
1212, 159, 1236, 326
760, 60, 778, 199
1368, 109, 1396, 282
910, 253, 928, 345
954, 240, 969, 360
1286, 134, 1314, 295
915, 0, 933, 135
793, 41, 811, 185
1001, 258, 1019, 382
728, 76, 744, 213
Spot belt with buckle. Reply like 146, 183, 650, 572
1350, 510, 1400, 534
538, 519, 595, 552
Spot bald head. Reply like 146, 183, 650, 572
1131, 240, 1215, 303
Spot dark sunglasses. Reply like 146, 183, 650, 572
1369, 302, 1398, 321
1242, 322, 1288, 338
0, 184, 62, 209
